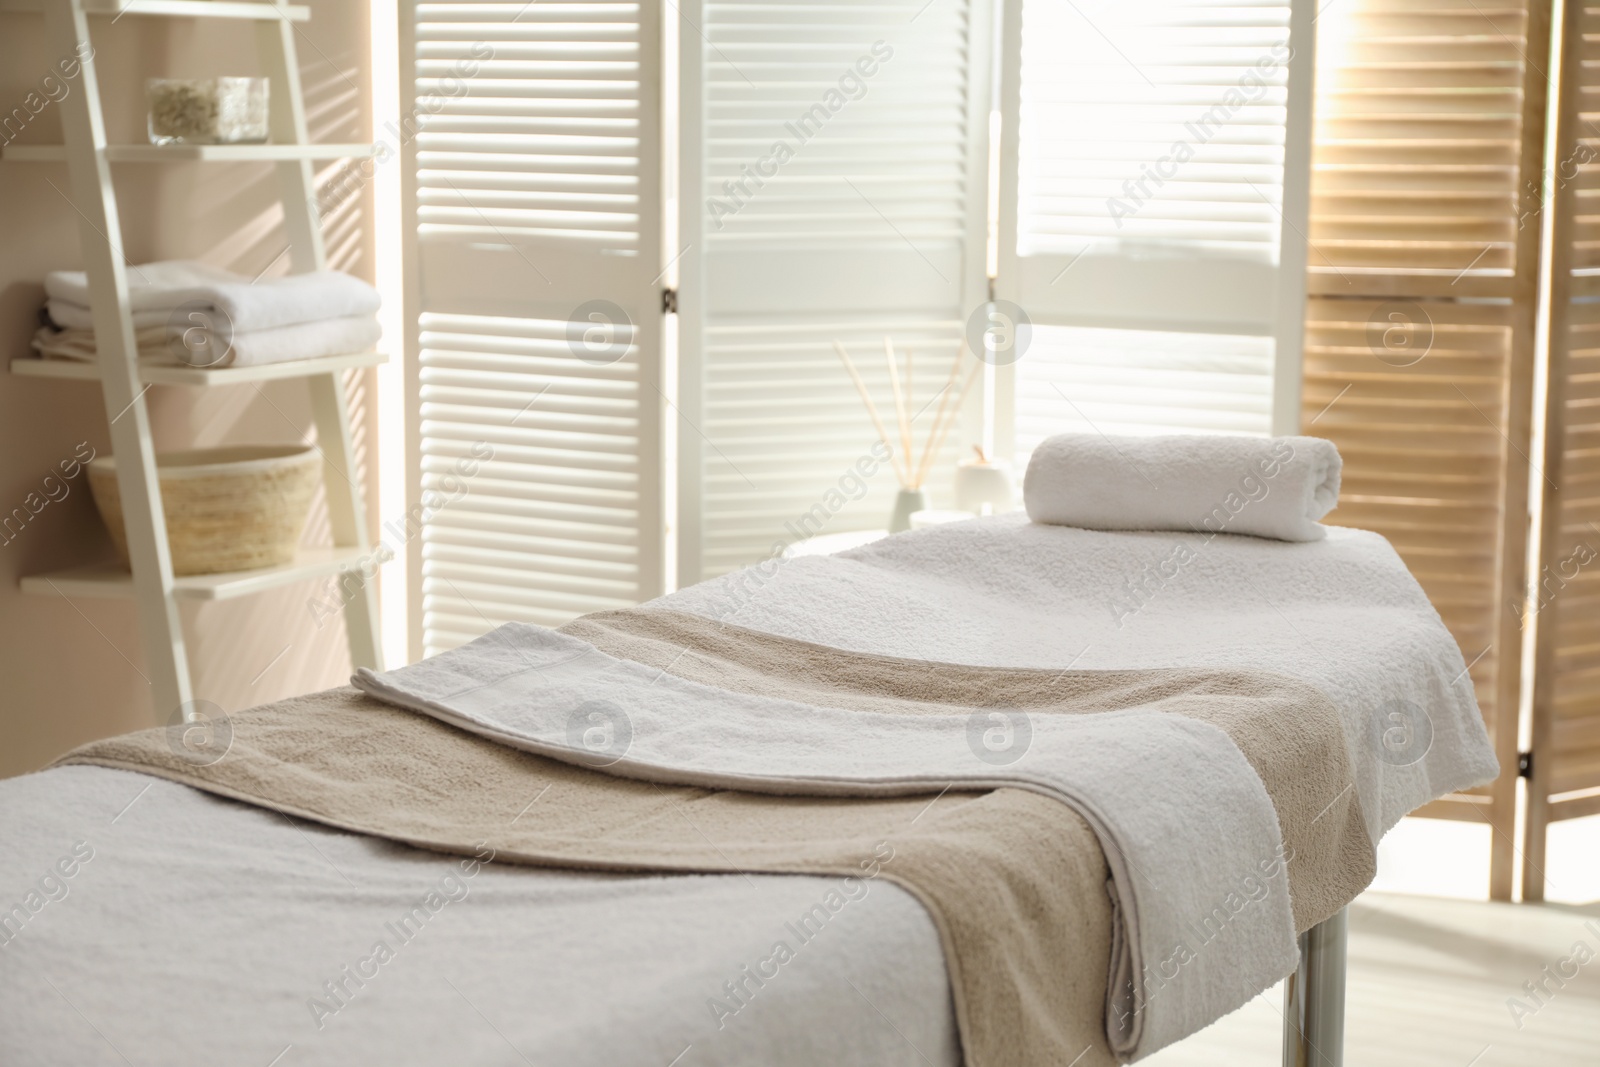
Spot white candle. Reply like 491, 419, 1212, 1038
955, 460, 1014, 515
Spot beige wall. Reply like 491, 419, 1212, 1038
0, 2, 377, 777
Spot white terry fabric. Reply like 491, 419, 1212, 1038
1024, 434, 1342, 542
0, 765, 961, 1067
661, 514, 1500, 847
44, 259, 238, 310
31, 315, 381, 368
174, 314, 382, 368
43, 261, 381, 332
30, 324, 167, 361
45, 300, 167, 330
354, 625, 1299, 1059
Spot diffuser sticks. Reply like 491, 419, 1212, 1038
831, 337, 979, 491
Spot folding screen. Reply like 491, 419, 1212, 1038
1527, 0, 1600, 900
401, 0, 667, 656
1300, 0, 1551, 898
992, 0, 1316, 461
674, 0, 994, 582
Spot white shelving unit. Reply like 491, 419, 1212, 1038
9, 0, 385, 721
21, 547, 367, 602
1, 142, 379, 163
11, 349, 385, 386
0, 0, 310, 17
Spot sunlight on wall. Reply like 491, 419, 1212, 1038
370, 0, 408, 667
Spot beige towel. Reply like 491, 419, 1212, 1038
59, 611, 1372, 1067
565, 609, 1374, 933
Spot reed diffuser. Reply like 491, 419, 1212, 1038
831, 337, 979, 532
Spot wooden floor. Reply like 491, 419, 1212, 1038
1145, 892, 1600, 1066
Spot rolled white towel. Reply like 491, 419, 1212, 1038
43, 261, 380, 332
1023, 433, 1342, 542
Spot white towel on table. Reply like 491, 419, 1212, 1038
354, 623, 1299, 1061
662, 513, 1500, 849
1025, 433, 1343, 542
31, 314, 381, 369
43, 261, 380, 332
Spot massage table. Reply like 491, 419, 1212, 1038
0, 503, 1495, 1067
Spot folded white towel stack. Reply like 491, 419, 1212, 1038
46, 301, 169, 331
35, 259, 381, 369
1023, 433, 1342, 542
32, 316, 382, 368
44, 260, 240, 311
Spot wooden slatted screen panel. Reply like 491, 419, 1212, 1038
1541, 316, 1600, 800
1527, 0, 1600, 900
1301, 0, 1550, 899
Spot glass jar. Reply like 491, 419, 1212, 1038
147, 77, 269, 145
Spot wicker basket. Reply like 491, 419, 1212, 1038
87, 445, 321, 576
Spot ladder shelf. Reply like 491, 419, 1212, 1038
1, 143, 379, 163
8, 0, 385, 722
0, 1, 311, 19
23, 547, 369, 603
11, 350, 386, 386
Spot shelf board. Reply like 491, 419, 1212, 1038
11, 350, 386, 386
0, 1, 310, 20
2, 143, 378, 164
23, 547, 366, 603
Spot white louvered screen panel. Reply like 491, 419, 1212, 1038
680, 0, 992, 582
995, 0, 1313, 464
1014, 326, 1274, 459
416, 312, 647, 651
700, 319, 962, 577
703, 12, 968, 251
413, 1, 646, 253
1017, 1, 1290, 261
404, 0, 664, 657
1001, 0, 1298, 330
